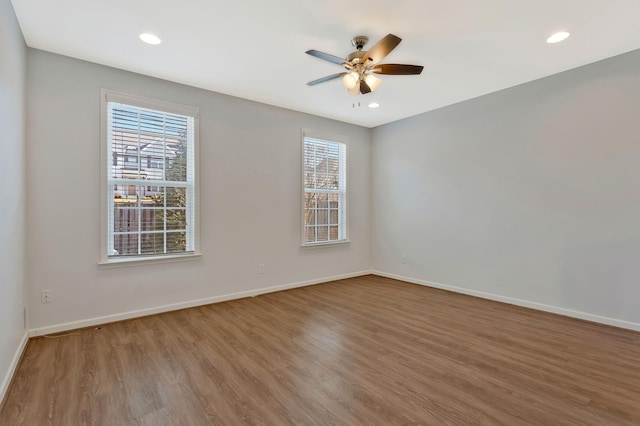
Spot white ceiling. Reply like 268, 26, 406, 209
11, 0, 640, 128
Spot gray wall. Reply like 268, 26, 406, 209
0, 0, 27, 398
26, 49, 371, 331
372, 49, 640, 327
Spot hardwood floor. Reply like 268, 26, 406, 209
2, 275, 640, 425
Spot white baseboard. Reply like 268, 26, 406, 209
0, 330, 29, 405
29, 270, 374, 337
372, 271, 640, 332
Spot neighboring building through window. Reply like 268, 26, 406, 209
302, 131, 347, 245
101, 90, 199, 262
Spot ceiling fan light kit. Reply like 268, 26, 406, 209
305, 34, 424, 96
342, 71, 359, 89
365, 74, 381, 91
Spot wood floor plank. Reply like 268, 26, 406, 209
2, 275, 640, 425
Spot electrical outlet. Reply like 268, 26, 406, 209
258, 264, 265, 274
41, 290, 52, 304
401, 254, 407, 264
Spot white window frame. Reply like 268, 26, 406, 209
301, 129, 349, 247
99, 89, 201, 266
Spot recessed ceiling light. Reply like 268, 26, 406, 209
547, 31, 570, 44
139, 33, 162, 45
368, 102, 380, 109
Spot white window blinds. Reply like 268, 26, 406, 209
303, 134, 347, 244
105, 95, 197, 259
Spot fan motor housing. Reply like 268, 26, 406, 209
346, 50, 367, 64
347, 36, 370, 65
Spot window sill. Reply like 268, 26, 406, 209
98, 252, 202, 269
301, 240, 350, 248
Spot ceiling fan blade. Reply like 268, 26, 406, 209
307, 73, 346, 86
305, 49, 346, 65
362, 34, 402, 64
359, 80, 372, 94
373, 64, 424, 75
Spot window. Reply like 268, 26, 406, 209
100, 90, 199, 263
302, 131, 347, 245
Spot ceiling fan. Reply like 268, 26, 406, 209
305, 34, 424, 96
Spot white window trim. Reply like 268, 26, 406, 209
300, 128, 350, 247
99, 89, 201, 265
98, 253, 202, 269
